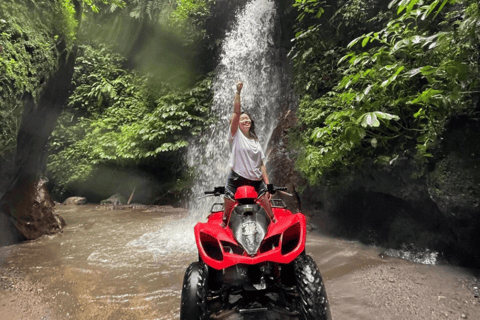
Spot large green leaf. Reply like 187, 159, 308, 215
357, 112, 399, 127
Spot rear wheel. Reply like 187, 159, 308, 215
180, 262, 209, 320
294, 254, 331, 320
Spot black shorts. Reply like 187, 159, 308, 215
225, 170, 267, 199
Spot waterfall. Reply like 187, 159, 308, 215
187, 0, 283, 218
129, 0, 286, 254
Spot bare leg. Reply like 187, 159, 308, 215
257, 194, 276, 223
222, 197, 237, 228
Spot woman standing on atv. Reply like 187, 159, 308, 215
223, 81, 273, 226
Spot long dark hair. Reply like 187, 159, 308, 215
242, 112, 258, 141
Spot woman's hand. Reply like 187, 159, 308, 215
236, 81, 243, 94
261, 162, 271, 200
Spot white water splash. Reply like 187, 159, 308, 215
382, 243, 440, 265
129, 0, 285, 255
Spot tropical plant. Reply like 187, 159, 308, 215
292, 0, 480, 183
289, 0, 392, 99
48, 43, 214, 193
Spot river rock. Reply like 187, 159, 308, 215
100, 193, 127, 206
63, 196, 86, 205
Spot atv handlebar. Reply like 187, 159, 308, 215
202, 184, 287, 198
204, 186, 226, 197
267, 184, 287, 194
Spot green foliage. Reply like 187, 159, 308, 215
80, 0, 209, 89
48, 44, 213, 192
0, 0, 69, 155
293, 0, 325, 22
54, 0, 79, 46
292, 0, 480, 183
0, 0, 128, 158
170, 0, 212, 22
166, 0, 215, 45
289, 0, 392, 99
84, 0, 126, 14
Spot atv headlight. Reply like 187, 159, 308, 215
200, 232, 223, 261
281, 222, 301, 255
220, 240, 245, 255
259, 234, 281, 253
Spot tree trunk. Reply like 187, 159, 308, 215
0, 0, 82, 246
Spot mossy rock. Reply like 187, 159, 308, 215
428, 153, 480, 219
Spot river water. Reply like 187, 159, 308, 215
1, 205, 479, 320
0, 204, 388, 320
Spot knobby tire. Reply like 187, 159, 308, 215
180, 261, 209, 320
293, 254, 332, 320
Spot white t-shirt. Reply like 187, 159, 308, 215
227, 128, 265, 181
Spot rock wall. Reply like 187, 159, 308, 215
267, 109, 480, 268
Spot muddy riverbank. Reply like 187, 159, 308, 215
0, 205, 479, 320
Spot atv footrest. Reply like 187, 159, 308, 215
270, 305, 301, 316
210, 305, 300, 319
210, 309, 237, 320
238, 307, 269, 314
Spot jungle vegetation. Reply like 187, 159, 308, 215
290, 0, 480, 184
1, 0, 479, 202
1, 0, 215, 202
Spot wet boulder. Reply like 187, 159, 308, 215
0, 178, 66, 243
63, 196, 86, 205
100, 193, 127, 206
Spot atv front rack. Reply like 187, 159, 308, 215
209, 197, 286, 213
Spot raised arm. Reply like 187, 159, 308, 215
230, 82, 243, 137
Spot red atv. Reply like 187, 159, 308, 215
180, 184, 331, 320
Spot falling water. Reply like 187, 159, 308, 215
129, 0, 286, 254
188, 0, 284, 215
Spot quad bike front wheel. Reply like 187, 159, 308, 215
180, 261, 209, 320
294, 254, 332, 320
